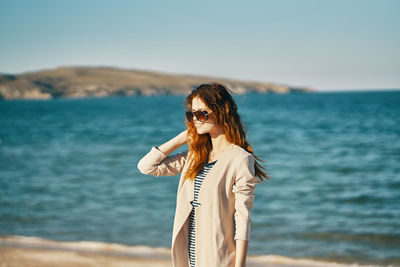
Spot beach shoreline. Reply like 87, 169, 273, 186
0, 236, 387, 267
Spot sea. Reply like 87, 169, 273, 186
0, 90, 399, 266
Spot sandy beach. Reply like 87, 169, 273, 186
0, 236, 382, 267
0, 246, 171, 267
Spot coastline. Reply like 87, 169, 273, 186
0, 66, 314, 100
0, 235, 387, 267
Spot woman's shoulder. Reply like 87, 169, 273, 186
229, 144, 255, 175
230, 143, 253, 158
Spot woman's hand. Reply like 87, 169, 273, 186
156, 130, 187, 155
176, 130, 187, 146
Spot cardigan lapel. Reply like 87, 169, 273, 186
197, 143, 234, 205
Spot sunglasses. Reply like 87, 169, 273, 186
185, 110, 212, 122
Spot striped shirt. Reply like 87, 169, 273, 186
188, 160, 217, 267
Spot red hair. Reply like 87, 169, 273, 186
183, 83, 270, 182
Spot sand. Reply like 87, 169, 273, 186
0, 246, 171, 267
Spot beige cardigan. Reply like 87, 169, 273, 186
137, 143, 260, 267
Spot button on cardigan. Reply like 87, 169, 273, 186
137, 143, 260, 267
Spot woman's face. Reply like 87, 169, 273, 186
191, 97, 222, 136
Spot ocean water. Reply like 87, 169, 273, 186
0, 91, 399, 266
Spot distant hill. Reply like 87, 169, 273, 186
0, 66, 314, 100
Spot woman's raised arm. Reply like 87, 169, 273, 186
137, 130, 188, 177
157, 130, 187, 155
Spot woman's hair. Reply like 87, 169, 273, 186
183, 82, 270, 182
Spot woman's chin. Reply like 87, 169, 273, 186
196, 128, 207, 135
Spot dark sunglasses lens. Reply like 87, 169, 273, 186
195, 111, 207, 121
186, 111, 194, 122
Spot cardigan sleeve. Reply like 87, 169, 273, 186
233, 154, 260, 241
137, 146, 189, 177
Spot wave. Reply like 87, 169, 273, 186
0, 235, 395, 267
0, 235, 170, 259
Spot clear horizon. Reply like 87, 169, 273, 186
1, 0, 399, 91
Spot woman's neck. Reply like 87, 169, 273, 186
209, 131, 231, 161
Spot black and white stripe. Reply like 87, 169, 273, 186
188, 160, 217, 267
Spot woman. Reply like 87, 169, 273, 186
137, 83, 269, 267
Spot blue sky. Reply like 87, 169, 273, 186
1, 0, 399, 91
